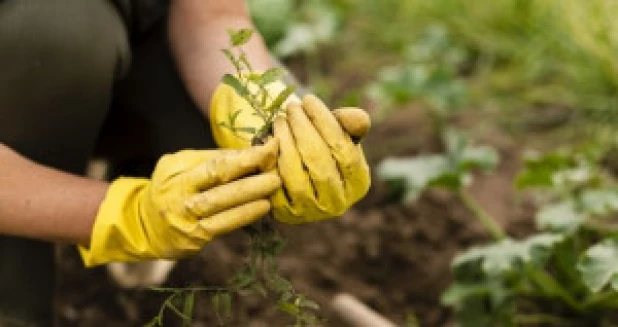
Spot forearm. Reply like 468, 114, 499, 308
168, 0, 274, 119
0, 144, 107, 246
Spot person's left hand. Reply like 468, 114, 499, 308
269, 95, 371, 223
210, 81, 371, 223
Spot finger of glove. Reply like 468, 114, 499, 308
198, 199, 270, 237
184, 138, 279, 191
302, 95, 371, 200
152, 150, 218, 185
287, 103, 346, 212
185, 171, 281, 217
332, 107, 371, 140
272, 116, 316, 205
271, 189, 331, 224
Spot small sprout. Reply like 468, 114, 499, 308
219, 28, 293, 144
228, 28, 254, 47
148, 28, 320, 327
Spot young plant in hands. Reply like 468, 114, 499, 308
218, 28, 297, 144
148, 28, 322, 327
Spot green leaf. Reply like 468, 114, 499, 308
526, 267, 581, 310
535, 201, 586, 233
453, 234, 564, 277
222, 74, 250, 97
260, 68, 284, 85
377, 155, 452, 201
441, 281, 510, 309
266, 85, 296, 113
232, 266, 256, 290
182, 292, 195, 327
377, 130, 497, 202
443, 129, 499, 171
581, 188, 618, 216
516, 151, 575, 189
577, 238, 618, 293
460, 145, 500, 171
277, 301, 300, 316
228, 28, 254, 46
268, 274, 293, 293
441, 281, 514, 327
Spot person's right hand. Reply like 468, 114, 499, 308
79, 140, 281, 267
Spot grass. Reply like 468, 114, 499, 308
299, 0, 618, 141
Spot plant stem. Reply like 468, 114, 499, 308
582, 289, 618, 310
514, 313, 576, 326
458, 188, 506, 240
526, 267, 583, 312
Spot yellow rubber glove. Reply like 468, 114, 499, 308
271, 95, 371, 223
210, 80, 371, 224
79, 140, 281, 267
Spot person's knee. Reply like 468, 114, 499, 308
0, 0, 130, 89
0, 0, 131, 173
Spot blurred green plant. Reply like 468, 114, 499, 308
379, 140, 618, 325
378, 128, 502, 239
367, 24, 468, 126
248, 0, 343, 58
338, 0, 618, 143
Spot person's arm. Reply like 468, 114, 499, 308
0, 140, 282, 266
168, 0, 273, 119
0, 143, 107, 246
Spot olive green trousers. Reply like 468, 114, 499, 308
0, 1, 213, 325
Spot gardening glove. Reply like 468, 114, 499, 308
271, 95, 371, 223
210, 80, 371, 223
79, 140, 281, 267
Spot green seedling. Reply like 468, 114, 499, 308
147, 28, 321, 327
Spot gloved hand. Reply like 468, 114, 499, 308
210, 80, 371, 224
270, 95, 371, 223
210, 79, 300, 149
79, 140, 281, 267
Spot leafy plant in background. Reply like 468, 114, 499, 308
367, 25, 468, 130
347, 0, 618, 143
378, 128, 502, 239
248, 0, 342, 58
379, 138, 618, 325
147, 29, 321, 327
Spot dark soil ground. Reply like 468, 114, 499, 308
54, 107, 537, 326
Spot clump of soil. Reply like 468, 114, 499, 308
55, 107, 536, 326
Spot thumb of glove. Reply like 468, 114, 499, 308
332, 107, 371, 141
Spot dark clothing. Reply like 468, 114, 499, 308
112, 0, 169, 37
0, 0, 214, 325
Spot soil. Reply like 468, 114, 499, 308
55, 106, 537, 327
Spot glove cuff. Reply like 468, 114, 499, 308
78, 177, 152, 267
